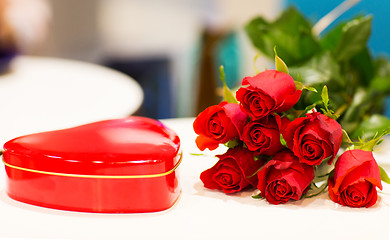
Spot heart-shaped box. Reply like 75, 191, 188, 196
2, 117, 181, 213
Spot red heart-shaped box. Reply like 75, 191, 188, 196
2, 117, 181, 213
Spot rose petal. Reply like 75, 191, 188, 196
200, 167, 221, 191
284, 113, 342, 165
236, 70, 300, 119
217, 147, 264, 188
213, 164, 242, 191
328, 149, 382, 208
195, 135, 220, 151
277, 89, 302, 112
283, 117, 307, 150
340, 181, 374, 207
328, 176, 339, 203
257, 160, 276, 197
238, 88, 275, 119
193, 102, 247, 151
193, 105, 222, 136
279, 165, 313, 198
257, 149, 314, 203
297, 134, 328, 165
333, 150, 382, 194
243, 70, 296, 106
221, 102, 249, 140
200, 157, 250, 194
364, 184, 378, 208
265, 179, 295, 204
317, 114, 343, 161
301, 136, 324, 159
242, 117, 283, 155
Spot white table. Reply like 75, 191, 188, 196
0, 56, 143, 147
0, 118, 389, 239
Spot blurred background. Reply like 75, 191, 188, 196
0, 0, 389, 119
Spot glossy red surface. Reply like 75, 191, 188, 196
3, 117, 181, 213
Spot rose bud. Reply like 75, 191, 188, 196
242, 115, 287, 155
193, 102, 249, 151
236, 70, 301, 119
283, 112, 342, 166
257, 149, 315, 204
200, 147, 264, 194
328, 149, 383, 208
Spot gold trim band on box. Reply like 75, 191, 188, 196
2, 154, 182, 179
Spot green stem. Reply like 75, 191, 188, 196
316, 173, 330, 178
304, 182, 329, 198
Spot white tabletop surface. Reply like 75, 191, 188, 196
0, 56, 143, 147
0, 118, 389, 239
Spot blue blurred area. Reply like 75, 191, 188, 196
105, 57, 173, 119
284, 0, 390, 57
284, 0, 390, 117
215, 32, 241, 89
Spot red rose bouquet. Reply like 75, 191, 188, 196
193, 52, 390, 208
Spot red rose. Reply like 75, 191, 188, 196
257, 149, 315, 204
236, 70, 301, 119
193, 102, 248, 151
328, 149, 382, 208
283, 112, 342, 166
242, 115, 287, 155
200, 147, 264, 194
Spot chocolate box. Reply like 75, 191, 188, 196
2, 117, 181, 213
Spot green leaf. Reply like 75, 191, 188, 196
245, 7, 319, 66
350, 48, 375, 87
274, 47, 288, 74
289, 51, 341, 86
379, 165, 390, 184
320, 21, 345, 52
341, 87, 371, 129
370, 76, 390, 94
351, 114, 390, 140
225, 139, 240, 149
245, 17, 274, 58
247, 164, 266, 178
294, 81, 318, 93
298, 103, 318, 117
254, 155, 273, 162
370, 57, 390, 94
189, 153, 205, 156
252, 192, 263, 199
303, 86, 318, 93
342, 129, 354, 145
321, 16, 373, 62
375, 57, 390, 77
352, 126, 390, 151
295, 81, 304, 91
318, 85, 339, 119
321, 85, 329, 111
280, 134, 288, 147
219, 66, 238, 104
253, 53, 262, 74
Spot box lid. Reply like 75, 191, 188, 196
3, 117, 181, 177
